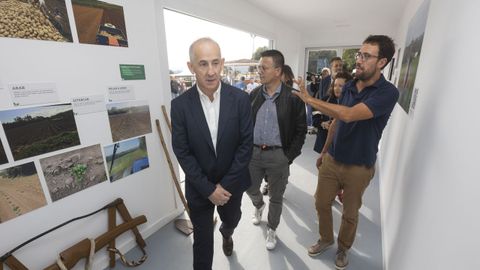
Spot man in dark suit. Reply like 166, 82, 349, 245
317, 57, 343, 99
171, 37, 253, 270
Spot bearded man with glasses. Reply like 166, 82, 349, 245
294, 35, 399, 270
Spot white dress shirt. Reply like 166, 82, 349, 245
197, 83, 221, 153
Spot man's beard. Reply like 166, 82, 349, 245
355, 66, 375, 81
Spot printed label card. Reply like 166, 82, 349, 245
9, 82, 59, 106
72, 95, 106, 115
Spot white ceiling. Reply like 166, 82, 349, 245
244, 0, 408, 46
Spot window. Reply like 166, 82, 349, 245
305, 47, 359, 76
307, 49, 337, 75
163, 9, 271, 98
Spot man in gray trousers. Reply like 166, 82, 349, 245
247, 49, 306, 250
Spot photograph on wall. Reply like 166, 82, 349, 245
104, 136, 149, 182
0, 103, 80, 161
0, 0, 73, 42
388, 57, 395, 81
395, 48, 401, 69
40, 144, 107, 202
71, 0, 128, 47
0, 138, 8, 165
0, 162, 47, 223
107, 100, 152, 142
397, 0, 430, 113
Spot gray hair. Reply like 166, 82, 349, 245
189, 37, 221, 62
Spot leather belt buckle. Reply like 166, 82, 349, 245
260, 144, 268, 150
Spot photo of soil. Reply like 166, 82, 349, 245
0, 103, 80, 161
107, 100, 152, 142
0, 0, 73, 42
40, 144, 107, 202
0, 162, 47, 223
72, 0, 128, 47
104, 136, 149, 182
0, 138, 7, 165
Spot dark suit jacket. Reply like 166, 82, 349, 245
318, 75, 332, 99
171, 83, 253, 207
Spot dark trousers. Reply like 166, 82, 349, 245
189, 192, 244, 270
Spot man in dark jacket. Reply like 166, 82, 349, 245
317, 57, 343, 99
171, 38, 253, 270
247, 49, 307, 250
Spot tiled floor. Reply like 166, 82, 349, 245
113, 134, 383, 270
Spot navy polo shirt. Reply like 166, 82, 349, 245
328, 74, 399, 167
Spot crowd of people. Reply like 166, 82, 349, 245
233, 76, 261, 93
170, 75, 188, 98
171, 35, 398, 270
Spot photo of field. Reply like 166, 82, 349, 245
0, 0, 73, 42
0, 103, 80, 161
104, 136, 149, 182
397, 0, 430, 113
0, 162, 47, 223
40, 144, 107, 202
72, 0, 128, 47
0, 138, 7, 165
107, 100, 152, 142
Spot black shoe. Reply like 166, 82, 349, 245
222, 236, 233, 256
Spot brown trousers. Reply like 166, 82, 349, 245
315, 154, 375, 250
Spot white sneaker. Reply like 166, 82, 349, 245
252, 203, 265, 225
266, 228, 277, 250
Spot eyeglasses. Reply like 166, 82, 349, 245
257, 65, 279, 72
355, 52, 379, 61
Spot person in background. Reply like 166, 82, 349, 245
312, 72, 353, 204
178, 78, 187, 95
287, 65, 315, 132
293, 35, 399, 270
312, 72, 353, 154
318, 57, 343, 99
234, 76, 247, 91
351, 68, 357, 78
312, 58, 343, 158
171, 37, 253, 270
246, 77, 260, 93
320, 67, 331, 80
282, 65, 296, 88
170, 75, 181, 99
306, 73, 320, 129
247, 49, 306, 250
308, 73, 320, 97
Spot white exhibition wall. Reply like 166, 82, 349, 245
7, 0, 478, 269
379, 0, 480, 269
0, 0, 302, 269
0, 1, 180, 269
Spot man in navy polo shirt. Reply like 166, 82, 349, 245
294, 35, 399, 270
